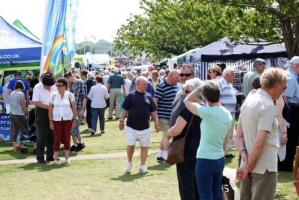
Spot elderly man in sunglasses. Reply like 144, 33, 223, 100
170, 64, 195, 127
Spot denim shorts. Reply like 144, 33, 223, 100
71, 119, 80, 136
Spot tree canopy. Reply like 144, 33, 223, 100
115, 0, 299, 61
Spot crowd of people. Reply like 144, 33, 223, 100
1, 55, 299, 199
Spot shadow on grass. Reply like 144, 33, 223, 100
0, 149, 33, 160
278, 171, 293, 183
148, 163, 171, 171
110, 172, 154, 182
83, 134, 103, 138
18, 162, 70, 172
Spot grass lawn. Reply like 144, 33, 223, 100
0, 116, 298, 199
0, 119, 161, 161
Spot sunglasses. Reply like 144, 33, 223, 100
56, 84, 64, 87
180, 73, 192, 77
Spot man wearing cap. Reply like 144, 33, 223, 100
242, 58, 266, 97
32, 73, 56, 164
279, 56, 299, 171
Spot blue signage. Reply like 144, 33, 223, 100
0, 114, 11, 142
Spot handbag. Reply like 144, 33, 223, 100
166, 115, 194, 165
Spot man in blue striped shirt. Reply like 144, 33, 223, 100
154, 69, 180, 161
218, 67, 237, 158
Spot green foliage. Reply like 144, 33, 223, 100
115, 0, 244, 61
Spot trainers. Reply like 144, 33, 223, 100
157, 157, 166, 162
70, 145, 77, 152
139, 165, 149, 174
65, 159, 71, 165
124, 162, 132, 173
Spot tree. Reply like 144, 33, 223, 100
209, 0, 299, 58
115, 0, 242, 60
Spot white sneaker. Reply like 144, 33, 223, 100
124, 162, 132, 173
139, 165, 149, 174
65, 159, 71, 165
162, 150, 168, 160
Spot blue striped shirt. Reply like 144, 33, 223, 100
218, 78, 237, 117
154, 80, 178, 120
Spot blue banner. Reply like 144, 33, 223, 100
0, 114, 11, 142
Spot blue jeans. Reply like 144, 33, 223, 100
195, 157, 224, 200
91, 108, 105, 132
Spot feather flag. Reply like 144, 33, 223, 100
40, 0, 79, 76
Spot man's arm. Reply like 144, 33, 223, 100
235, 122, 248, 162
119, 110, 128, 130
150, 110, 159, 132
32, 101, 49, 110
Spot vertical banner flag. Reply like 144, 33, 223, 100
40, 0, 79, 75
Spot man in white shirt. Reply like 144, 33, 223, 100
32, 73, 56, 164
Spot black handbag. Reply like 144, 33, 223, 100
166, 115, 194, 165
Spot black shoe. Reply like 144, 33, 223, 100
20, 147, 28, 153
37, 160, 46, 164
225, 154, 235, 159
91, 132, 95, 136
107, 117, 113, 121
157, 157, 166, 162
77, 143, 85, 152
46, 157, 54, 162
70, 145, 77, 152
100, 131, 105, 134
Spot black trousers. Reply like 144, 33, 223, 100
86, 99, 92, 129
176, 157, 200, 200
35, 108, 54, 161
278, 105, 299, 171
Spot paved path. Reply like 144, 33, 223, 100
0, 150, 159, 165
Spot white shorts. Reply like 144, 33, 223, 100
126, 127, 151, 147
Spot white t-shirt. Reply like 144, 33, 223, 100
87, 83, 109, 108
50, 91, 75, 121
32, 82, 57, 106
121, 79, 131, 94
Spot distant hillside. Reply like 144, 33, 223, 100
76, 39, 114, 54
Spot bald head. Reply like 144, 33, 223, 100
167, 69, 180, 85
136, 76, 148, 93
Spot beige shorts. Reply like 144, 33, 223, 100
158, 118, 170, 133
126, 127, 151, 147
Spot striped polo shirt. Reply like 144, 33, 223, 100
154, 79, 178, 120
219, 78, 237, 118
108, 74, 125, 89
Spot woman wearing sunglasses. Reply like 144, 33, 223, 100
48, 77, 77, 164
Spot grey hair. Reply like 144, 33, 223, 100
253, 58, 266, 68
87, 72, 94, 80
289, 56, 299, 70
222, 67, 235, 78
136, 76, 148, 86
184, 78, 202, 91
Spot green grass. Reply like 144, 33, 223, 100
0, 119, 161, 161
0, 117, 298, 199
0, 156, 179, 200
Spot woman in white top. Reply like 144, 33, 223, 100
48, 78, 77, 164
87, 75, 109, 135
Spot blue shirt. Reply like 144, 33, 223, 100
108, 74, 125, 89
196, 105, 232, 159
7, 78, 29, 93
284, 69, 299, 104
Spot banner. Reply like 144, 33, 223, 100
40, 0, 79, 76
0, 114, 11, 142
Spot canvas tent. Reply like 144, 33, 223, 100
0, 16, 41, 70
13, 19, 40, 41
186, 37, 287, 80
